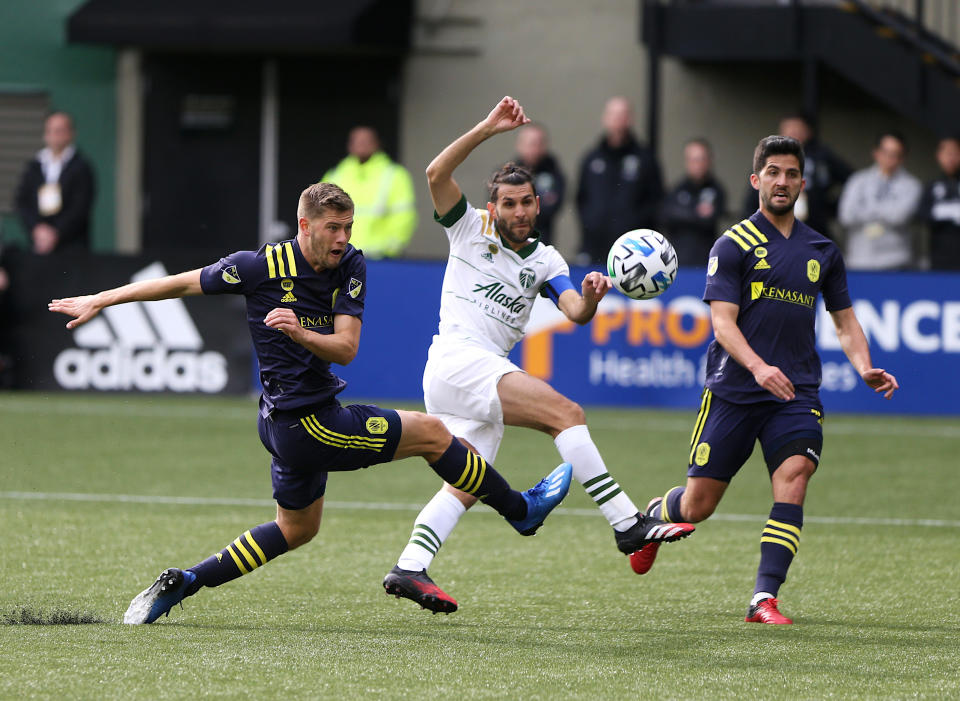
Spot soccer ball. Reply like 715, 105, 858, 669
606, 229, 678, 300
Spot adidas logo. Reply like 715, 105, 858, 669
53, 262, 228, 392
281, 291, 297, 303
754, 259, 771, 270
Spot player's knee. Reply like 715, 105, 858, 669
279, 520, 320, 550
413, 413, 453, 459
549, 396, 585, 432
681, 496, 717, 523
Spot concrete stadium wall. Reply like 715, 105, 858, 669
400, 0, 941, 261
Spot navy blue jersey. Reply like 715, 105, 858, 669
702, 212, 851, 403
200, 239, 366, 412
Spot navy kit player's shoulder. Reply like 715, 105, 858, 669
330, 245, 367, 317
794, 219, 835, 248
719, 215, 773, 255
200, 248, 264, 295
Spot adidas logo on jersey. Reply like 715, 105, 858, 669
53, 262, 229, 393
281, 291, 297, 302
754, 259, 771, 270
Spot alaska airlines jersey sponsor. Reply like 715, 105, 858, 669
703, 212, 851, 403
200, 239, 365, 411
434, 195, 569, 355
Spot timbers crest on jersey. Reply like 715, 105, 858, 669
519, 267, 536, 289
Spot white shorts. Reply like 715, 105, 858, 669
422, 337, 524, 463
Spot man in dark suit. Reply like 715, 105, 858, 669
15, 111, 95, 254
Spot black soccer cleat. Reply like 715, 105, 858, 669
383, 566, 458, 614
614, 512, 695, 554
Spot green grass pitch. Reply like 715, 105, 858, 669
1, 392, 958, 699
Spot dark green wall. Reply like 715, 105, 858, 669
0, 0, 116, 251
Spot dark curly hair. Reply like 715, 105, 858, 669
753, 135, 805, 175
488, 162, 536, 203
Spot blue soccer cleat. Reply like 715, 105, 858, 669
508, 462, 572, 535
122, 567, 197, 624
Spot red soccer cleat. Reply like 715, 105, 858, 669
629, 542, 661, 575
745, 597, 793, 624
383, 566, 458, 614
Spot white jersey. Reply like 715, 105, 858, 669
434, 196, 569, 355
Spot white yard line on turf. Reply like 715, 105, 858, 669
2, 491, 959, 528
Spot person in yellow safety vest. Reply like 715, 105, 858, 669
323, 126, 417, 258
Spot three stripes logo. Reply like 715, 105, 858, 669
645, 523, 691, 541
53, 262, 228, 392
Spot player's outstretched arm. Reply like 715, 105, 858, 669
48, 269, 204, 329
711, 300, 796, 401
425, 96, 530, 218
829, 307, 898, 399
264, 309, 361, 366
557, 271, 612, 325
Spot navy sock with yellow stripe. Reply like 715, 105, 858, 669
186, 521, 289, 595
650, 486, 686, 522
430, 438, 526, 521
755, 502, 803, 597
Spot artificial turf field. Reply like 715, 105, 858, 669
1, 392, 958, 699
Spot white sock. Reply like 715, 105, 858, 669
751, 592, 775, 606
396, 489, 467, 572
554, 424, 639, 531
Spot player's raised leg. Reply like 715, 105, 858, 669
497, 371, 694, 552
632, 478, 726, 574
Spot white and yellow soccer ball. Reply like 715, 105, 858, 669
606, 229, 679, 300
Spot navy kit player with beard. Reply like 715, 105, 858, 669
635, 136, 899, 624
49, 182, 572, 624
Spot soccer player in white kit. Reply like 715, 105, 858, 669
383, 97, 695, 613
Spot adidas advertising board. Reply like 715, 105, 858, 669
12, 252, 249, 394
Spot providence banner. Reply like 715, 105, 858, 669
341, 261, 959, 416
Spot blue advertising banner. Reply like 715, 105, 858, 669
339, 261, 960, 416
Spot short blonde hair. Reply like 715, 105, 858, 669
297, 182, 354, 220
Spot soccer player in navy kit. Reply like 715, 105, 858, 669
49, 182, 572, 624
634, 136, 899, 624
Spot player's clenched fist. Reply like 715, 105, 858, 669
264, 307, 304, 341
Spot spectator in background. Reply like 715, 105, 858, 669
741, 114, 850, 239
838, 131, 922, 270
14, 111, 95, 254
511, 123, 566, 246
659, 137, 726, 269
918, 136, 960, 270
575, 96, 663, 264
323, 126, 417, 259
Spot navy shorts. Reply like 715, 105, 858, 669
257, 400, 402, 510
686, 389, 824, 483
